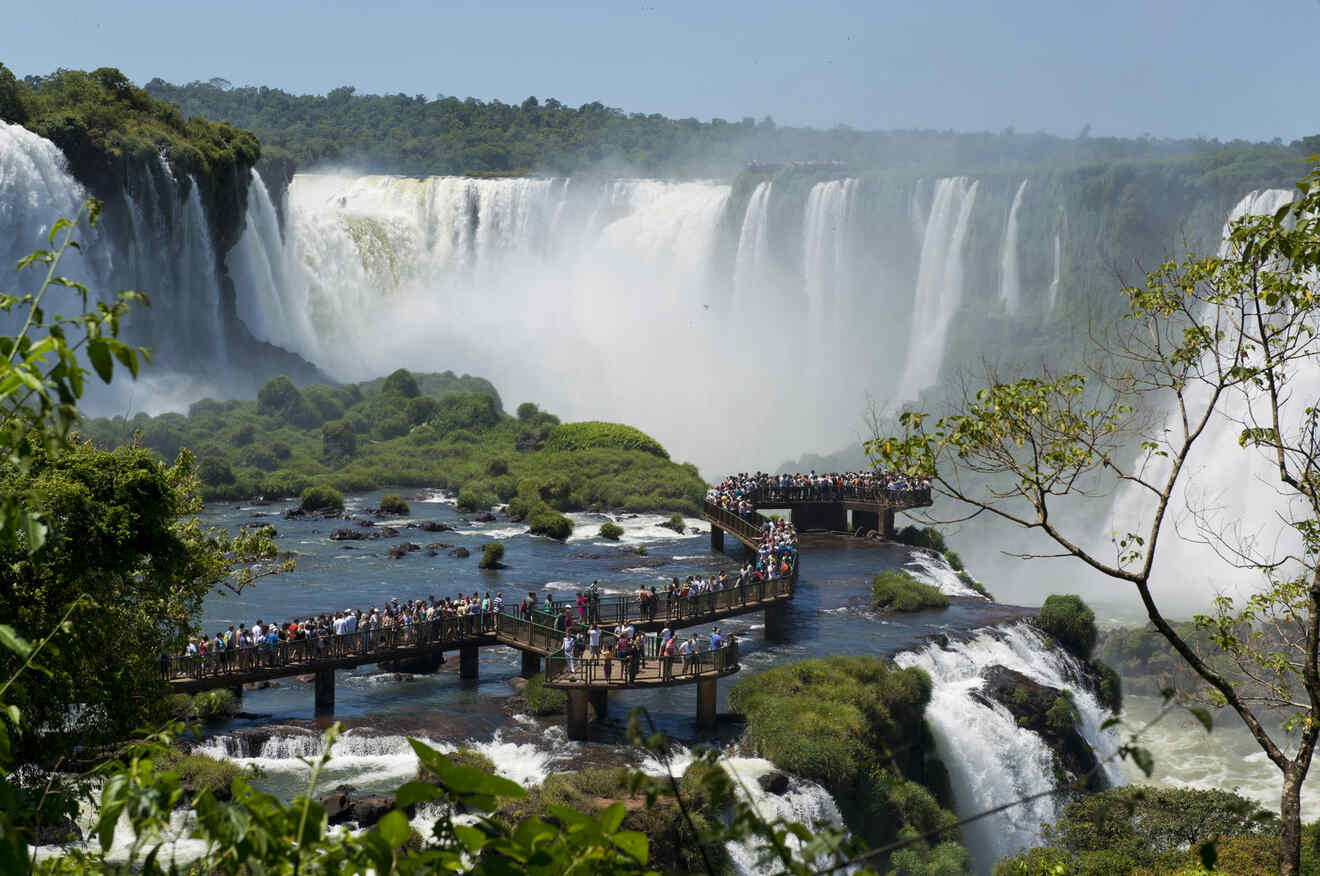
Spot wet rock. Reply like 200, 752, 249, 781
474, 511, 497, 523
378, 526, 399, 538
344, 796, 404, 828
757, 771, 790, 796
33, 814, 82, 845
320, 791, 351, 823
244, 680, 278, 691
388, 542, 420, 559
688, 526, 705, 535
414, 520, 453, 532
448, 547, 470, 559
330, 528, 373, 541
356, 519, 375, 527
977, 665, 1105, 792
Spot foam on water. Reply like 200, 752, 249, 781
722, 756, 852, 875
904, 550, 985, 598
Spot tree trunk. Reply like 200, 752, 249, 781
1281, 766, 1304, 876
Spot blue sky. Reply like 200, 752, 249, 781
5, 0, 1317, 141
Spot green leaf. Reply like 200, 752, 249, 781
611, 830, 649, 864
453, 823, 490, 852
377, 809, 410, 848
87, 338, 113, 383
1130, 746, 1155, 778
394, 780, 442, 808
0, 626, 33, 658
1187, 706, 1214, 733
599, 801, 625, 834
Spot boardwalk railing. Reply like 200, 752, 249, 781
544, 640, 740, 687
165, 613, 496, 681
536, 569, 795, 629
701, 501, 767, 545
745, 485, 932, 507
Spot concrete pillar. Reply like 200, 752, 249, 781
883, 509, 896, 538
790, 504, 846, 531
852, 509, 880, 535
764, 601, 790, 642
711, 525, 724, 552
695, 677, 717, 729
314, 669, 335, 715
589, 688, 608, 720
460, 644, 479, 680
521, 650, 542, 678
229, 685, 244, 701
566, 689, 590, 741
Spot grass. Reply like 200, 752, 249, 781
523, 672, 567, 716
871, 570, 949, 612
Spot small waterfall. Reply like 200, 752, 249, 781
894, 623, 1120, 871
179, 178, 227, 366
802, 179, 857, 360
230, 169, 304, 351
722, 757, 852, 876
999, 180, 1028, 314
733, 181, 774, 310
898, 177, 979, 399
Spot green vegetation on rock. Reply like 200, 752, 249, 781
871, 570, 949, 612
78, 369, 707, 515
479, 541, 505, 569
599, 522, 624, 541
299, 485, 345, 514
378, 493, 409, 515
543, 422, 669, 459
1036, 594, 1098, 660
728, 656, 968, 870
522, 672, 567, 716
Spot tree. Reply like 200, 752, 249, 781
871, 162, 1320, 874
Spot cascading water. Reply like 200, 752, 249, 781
894, 622, 1120, 872
721, 757, 852, 875
732, 180, 773, 311
802, 179, 857, 366
897, 177, 979, 400
999, 180, 1028, 314
1105, 188, 1302, 607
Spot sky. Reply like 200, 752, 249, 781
4, 0, 1318, 141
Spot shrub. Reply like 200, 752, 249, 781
271, 440, 292, 460
456, 487, 494, 512
405, 395, 440, 425
661, 512, 686, 533
957, 571, 995, 601
943, 550, 963, 571
155, 749, 245, 797
198, 455, 236, 486
528, 503, 573, 540
1037, 594, 1097, 660
599, 522, 624, 541
379, 493, 409, 515
543, 421, 669, 458
486, 457, 509, 476
240, 446, 278, 472
299, 485, 345, 514
1091, 659, 1123, 712
896, 525, 947, 553
381, 368, 420, 398
516, 402, 539, 421
524, 672, 566, 715
479, 541, 505, 569
871, 570, 948, 612
431, 392, 502, 435
233, 423, 256, 446
191, 689, 241, 722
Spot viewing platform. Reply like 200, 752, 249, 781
703, 485, 932, 543
163, 571, 794, 739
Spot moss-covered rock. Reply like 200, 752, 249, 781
871, 570, 949, 612
1036, 594, 1098, 660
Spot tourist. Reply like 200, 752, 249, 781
562, 631, 576, 675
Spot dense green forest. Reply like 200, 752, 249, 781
77, 368, 707, 515
139, 76, 1317, 179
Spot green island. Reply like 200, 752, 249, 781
78, 367, 707, 523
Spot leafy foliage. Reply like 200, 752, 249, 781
522, 672, 567, 716
543, 422, 670, 459
1036, 594, 1098, 660
379, 493, 409, 515
479, 541, 505, 569
600, 522, 625, 541
871, 571, 949, 612
299, 485, 345, 514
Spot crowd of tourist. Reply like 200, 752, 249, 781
554, 620, 735, 684
172, 592, 506, 673
708, 470, 931, 508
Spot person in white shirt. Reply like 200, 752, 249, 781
588, 625, 602, 657
562, 633, 576, 674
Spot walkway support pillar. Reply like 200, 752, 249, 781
460, 644, 479, 680
711, 525, 724, 552
589, 688, 608, 720
229, 685, 244, 701
764, 601, 790, 642
883, 509, 896, 539
314, 669, 335, 715
851, 509, 880, 535
521, 650, 542, 678
566, 689, 590, 741
695, 677, 717, 729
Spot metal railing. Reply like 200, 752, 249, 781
165, 613, 497, 681
544, 640, 740, 686
701, 500, 767, 544
531, 568, 795, 630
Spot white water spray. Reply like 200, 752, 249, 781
999, 180, 1028, 314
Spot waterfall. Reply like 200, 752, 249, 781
179, 178, 227, 366
1047, 232, 1061, 311
733, 180, 773, 310
721, 757, 853, 876
898, 177, 979, 399
229, 169, 304, 352
1105, 188, 1301, 608
999, 180, 1028, 314
894, 622, 1120, 872
802, 179, 857, 362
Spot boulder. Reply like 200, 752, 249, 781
356, 519, 375, 527
757, 771, 790, 795
474, 511, 497, 523
378, 526, 399, 538
388, 542, 420, 559
415, 520, 453, 532
448, 547, 470, 559
330, 528, 373, 541
977, 665, 1105, 791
